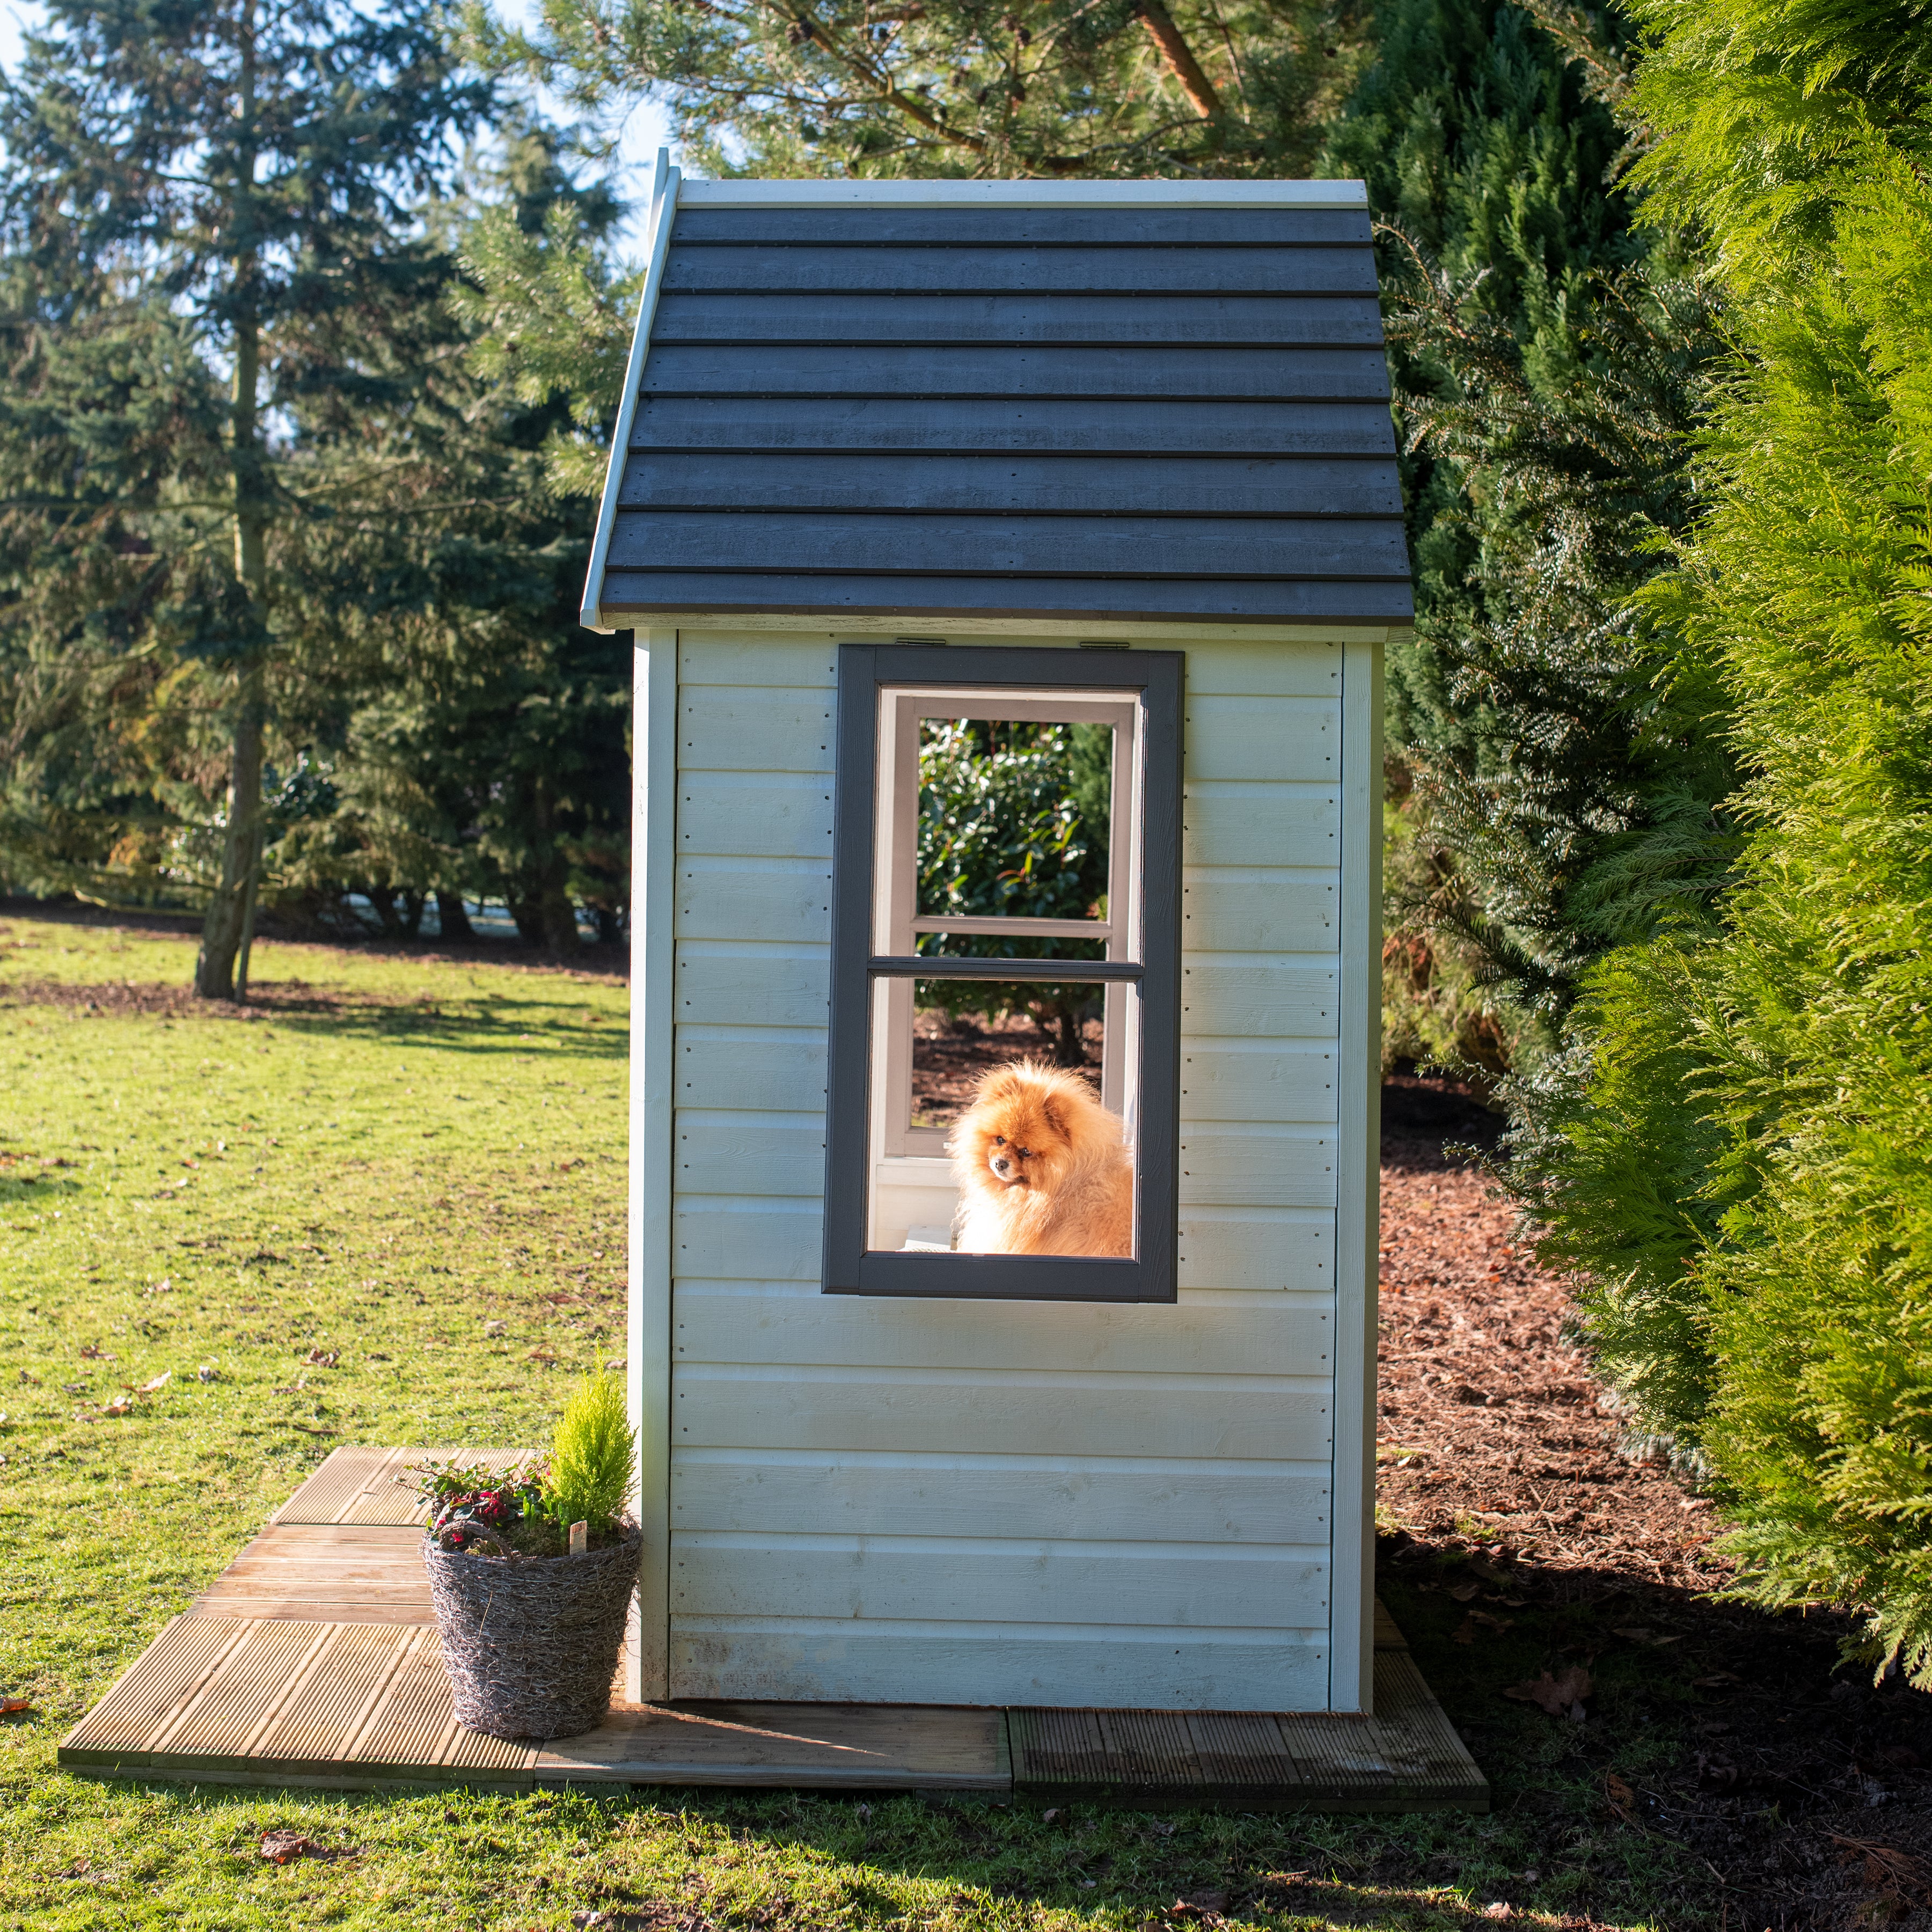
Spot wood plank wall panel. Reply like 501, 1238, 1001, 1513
666, 631, 1344, 1710
599, 203, 1410, 628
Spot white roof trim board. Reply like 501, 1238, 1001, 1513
679, 179, 1369, 208
583, 157, 1410, 633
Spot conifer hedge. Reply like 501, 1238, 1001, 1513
1526, 0, 1932, 1677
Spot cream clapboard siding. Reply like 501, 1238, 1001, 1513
668, 630, 1342, 1709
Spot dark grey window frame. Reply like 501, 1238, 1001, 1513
823, 642, 1183, 1303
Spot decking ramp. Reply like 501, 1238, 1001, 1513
59, 1447, 1487, 1810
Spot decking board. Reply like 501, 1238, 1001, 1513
59, 1446, 1486, 1810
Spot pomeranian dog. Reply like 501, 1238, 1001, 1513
948, 1058, 1134, 1257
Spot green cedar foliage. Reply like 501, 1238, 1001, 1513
1320, 0, 1730, 1073
475, 0, 1372, 182
0, 0, 490, 993
1525, 0, 1932, 1677
544, 1372, 637, 1542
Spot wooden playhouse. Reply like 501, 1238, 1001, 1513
58, 165, 1487, 1805
586, 163, 1412, 1719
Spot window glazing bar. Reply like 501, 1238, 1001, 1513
910, 916, 1113, 939
868, 956, 1142, 982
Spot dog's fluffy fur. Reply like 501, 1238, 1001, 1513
948, 1058, 1134, 1257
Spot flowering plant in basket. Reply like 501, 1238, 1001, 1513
401, 1372, 639, 1741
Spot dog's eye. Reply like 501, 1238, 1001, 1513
1016, 1147, 1031, 1159
992, 1136, 1005, 1146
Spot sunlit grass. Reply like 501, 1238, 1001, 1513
0, 912, 1694, 1931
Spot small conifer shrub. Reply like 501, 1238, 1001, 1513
543, 1371, 636, 1543
404, 1371, 636, 1556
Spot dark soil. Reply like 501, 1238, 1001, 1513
1381, 1080, 1932, 1931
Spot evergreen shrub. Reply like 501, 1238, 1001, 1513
1528, 0, 1932, 1676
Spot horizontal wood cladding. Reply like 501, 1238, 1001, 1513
1181, 963, 1337, 1036
669, 1533, 1330, 1629
679, 1029, 826, 1114
678, 687, 836, 772
610, 511, 1409, 582
670, 208, 1372, 247
662, 244, 1378, 296
675, 947, 830, 1027
664, 630, 1350, 1706
665, 1622, 1329, 1709
1177, 1128, 1337, 1205
671, 1197, 1338, 1291
679, 775, 834, 860
673, 1365, 1333, 1461
651, 290, 1385, 347
670, 1451, 1331, 1545
1189, 696, 1337, 775
1182, 643, 1342, 697
630, 396, 1396, 457
623, 453, 1403, 520
676, 864, 831, 946
1186, 789, 1340, 868
1181, 1046, 1337, 1124
1185, 879, 1338, 953
674, 1286, 1333, 1376
638, 344, 1391, 402
1179, 1213, 1333, 1291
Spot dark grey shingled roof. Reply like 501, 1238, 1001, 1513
584, 185, 1411, 630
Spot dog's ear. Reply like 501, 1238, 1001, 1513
981, 1064, 1022, 1101
1041, 1093, 1071, 1141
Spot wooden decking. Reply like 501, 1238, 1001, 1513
58, 1447, 1487, 1810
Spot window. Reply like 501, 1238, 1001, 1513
824, 643, 1181, 1301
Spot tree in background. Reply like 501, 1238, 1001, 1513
0, 24, 629, 965
1319, 0, 1729, 1086
264, 126, 633, 956
916, 720, 1111, 1065
475, 0, 1372, 181
1520, 0, 1932, 1679
0, 0, 490, 995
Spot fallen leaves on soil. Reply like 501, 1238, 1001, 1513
1502, 1665, 1592, 1718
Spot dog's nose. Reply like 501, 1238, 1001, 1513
990, 1155, 1011, 1177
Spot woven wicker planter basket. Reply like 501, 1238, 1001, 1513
422, 1526, 640, 1740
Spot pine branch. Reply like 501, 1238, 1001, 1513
1133, 0, 1221, 120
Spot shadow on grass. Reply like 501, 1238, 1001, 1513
0, 975, 628, 1060
70, 1776, 1533, 1930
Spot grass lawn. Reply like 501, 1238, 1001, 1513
0, 910, 1709, 1931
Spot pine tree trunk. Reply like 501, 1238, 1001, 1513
540, 877, 581, 954
194, 4, 268, 1003
435, 892, 475, 941
531, 777, 580, 956
195, 654, 266, 1000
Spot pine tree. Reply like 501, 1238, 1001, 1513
1319, 0, 1729, 1075
477, 0, 1373, 180
0, 0, 491, 995
233, 125, 634, 954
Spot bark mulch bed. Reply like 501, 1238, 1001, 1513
1379, 1075, 1932, 1931
910, 1008, 1103, 1128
